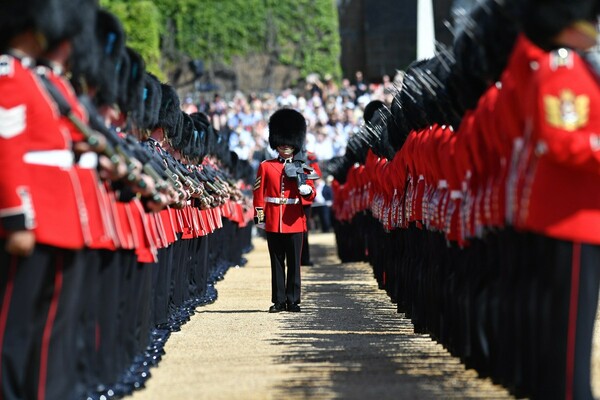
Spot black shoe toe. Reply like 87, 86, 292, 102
268, 303, 286, 313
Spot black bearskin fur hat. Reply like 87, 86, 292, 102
523, 0, 600, 50
189, 112, 209, 159
69, 2, 100, 94
0, 0, 59, 51
123, 47, 146, 122
268, 108, 306, 153
93, 9, 126, 106
140, 73, 161, 130
156, 83, 181, 138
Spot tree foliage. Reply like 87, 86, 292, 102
100, 0, 342, 84
100, 0, 164, 79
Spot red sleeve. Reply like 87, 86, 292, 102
365, 149, 378, 182
391, 150, 406, 193
430, 126, 445, 184
476, 87, 500, 174
252, 162, 265, 214
454, 112, 475, 185
402, 132, 416, 178
0, 58, 35, 231
377, 157, 390, 197
51, 72, 87, 142
440, 129, 459, 189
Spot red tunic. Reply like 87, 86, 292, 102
46, 65, 112, 249
253, 158, 316, 233
0, 54, 86, 249
521, 47, 600, 244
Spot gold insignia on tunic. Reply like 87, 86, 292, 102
544, 89, 589, 131
253, 176, 261, 191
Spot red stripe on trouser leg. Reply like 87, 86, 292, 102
565, 242, 581, 400
0, 256, 18, 400
38, 253, 64, 400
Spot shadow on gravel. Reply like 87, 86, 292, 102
268, 237, 513, 400
197, 310, 266, 314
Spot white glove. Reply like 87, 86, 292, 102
298, 184, 313, 196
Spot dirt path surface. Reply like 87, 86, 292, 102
131, 232, 598, 400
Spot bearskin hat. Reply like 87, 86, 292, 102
388, 92, 410, 151
328, 156, 353, 185
0, 0, 95, 53
156, 83, 181, 139
399, 60, 430, 132
204, 119, 219, 157
170, 111, 185, 149
140, 73, 161, 131
46, 0, 96, 51
189, 112, 209, 158
115, 48, 130, 111
363, 100, 385, 124
93, 9, 126, 107
268, 108, 306, 153
119, 48, 145, 127
363, 100, 396, 160
179, 112, 194, 154
181, 112, 206, 159
70, 2, 100, 94
227, 150, 239, 176
0, 0, 56, 50
123, 48, 146, 122
522, 0, 600, 50
214, 128, 231, 164
0, 0, 45, 49
452, 0, 521, 87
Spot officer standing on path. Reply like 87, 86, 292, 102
253, 109, 316, 313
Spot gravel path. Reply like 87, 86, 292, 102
131, 232, 600, 400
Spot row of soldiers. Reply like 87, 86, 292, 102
331, 0, 600, 399
0, 1, 254, 399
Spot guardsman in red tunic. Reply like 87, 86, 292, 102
253, 109, 316, 313
519, 1, 600, 398
0, 1, 93, 398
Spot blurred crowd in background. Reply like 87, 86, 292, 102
182, 70, 405, 172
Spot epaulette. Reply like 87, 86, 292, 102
549, 48, 574, 71
0, 55, 14, 77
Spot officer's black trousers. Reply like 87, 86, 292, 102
153, 246, 173, 326
97, 249, 123, 384
0, 243, 84, 400
534, 240, 600, 400
266, 232, 303, 305
74, 248, 102, 396
195, 236, 209, 298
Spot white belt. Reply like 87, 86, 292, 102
450, 190, 463, 200
265, 196, 300, 205
78, 152, 98, 169
24, 149, 74, 168
437, 180, 448, 189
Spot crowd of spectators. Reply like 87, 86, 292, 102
182, 70, 404, 173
